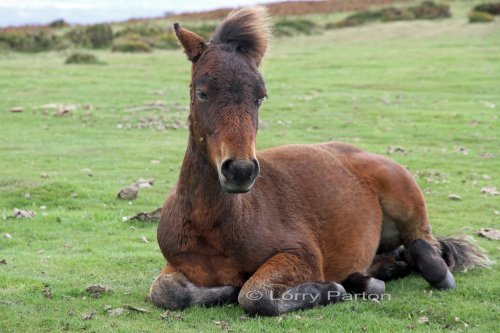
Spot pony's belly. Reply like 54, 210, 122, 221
377, 216, 402, 253
318, 186, 383, 281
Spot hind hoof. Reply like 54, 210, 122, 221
432, 270, 456, 290
366, 278, 385, 299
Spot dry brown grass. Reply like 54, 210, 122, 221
169, 0, 416, 21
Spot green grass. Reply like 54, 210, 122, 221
1, 2, 499, 332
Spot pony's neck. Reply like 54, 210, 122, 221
177, 134, 237, 224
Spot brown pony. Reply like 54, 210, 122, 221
149, 7, 489, 316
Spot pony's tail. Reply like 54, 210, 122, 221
438, 236, 491, 272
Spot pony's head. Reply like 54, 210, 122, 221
174, 7, 271, 193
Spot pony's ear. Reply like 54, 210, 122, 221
173, 23, 207, 62
211, 7, 271, 66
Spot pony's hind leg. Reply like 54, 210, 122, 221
368, 254, 411, 281
344, 152, 456, 289
379, 185, 456, 289
379, 183, 456, 289
407, 239, 456, 289
373, 162, 456, 289
149, 267, 239, 310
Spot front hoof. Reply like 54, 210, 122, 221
149, 274, 191, 310
238, 288, 280, 316
319, 281, 346, 303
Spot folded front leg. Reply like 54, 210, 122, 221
238, 253, 345, 316
149, 266, 239, 310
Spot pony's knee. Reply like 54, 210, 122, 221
149, 273, 192, 310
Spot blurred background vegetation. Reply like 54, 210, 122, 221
1, 1, 498, 61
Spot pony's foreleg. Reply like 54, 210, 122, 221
149, 266, 239, 310
238, 253, 345, 316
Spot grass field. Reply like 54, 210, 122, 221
1, 2, 499, 332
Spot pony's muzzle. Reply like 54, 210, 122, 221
219, 158, 260, 193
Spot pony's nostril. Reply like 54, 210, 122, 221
252, 158, 260, 175
221, 159, 235, 179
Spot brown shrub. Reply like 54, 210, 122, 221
474, 3, 500, 15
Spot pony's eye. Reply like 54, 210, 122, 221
196, 89, 208, 101
255, 95, 267, 106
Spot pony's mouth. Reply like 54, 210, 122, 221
219, 177, 256, 193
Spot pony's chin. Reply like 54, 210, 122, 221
220, 179, 255, 194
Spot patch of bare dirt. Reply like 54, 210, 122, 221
86, 285, 112, 298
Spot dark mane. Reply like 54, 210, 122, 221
210, 6, 271, 65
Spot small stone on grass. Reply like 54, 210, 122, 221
481, 187, 499, 196
477, 228, 500, 241
123, 304, 149, 313
12, 208, 36, 218
107, 308, 125, 316
9, 106, 24, 113
82, 311, 96, 320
